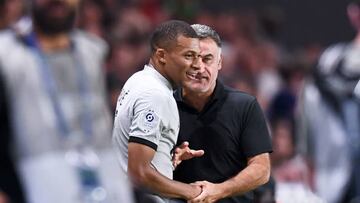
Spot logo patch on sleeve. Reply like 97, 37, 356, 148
140, 109, 160, 132
145, 112, 155, 122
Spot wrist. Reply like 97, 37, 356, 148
217, 182, 231, 199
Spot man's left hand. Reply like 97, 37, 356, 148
172, 141, 204, 169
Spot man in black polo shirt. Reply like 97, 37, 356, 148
172, 24, 272, 203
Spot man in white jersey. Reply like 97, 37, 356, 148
112, 20, 205, 203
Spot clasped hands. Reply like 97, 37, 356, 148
172, 142, 224, 203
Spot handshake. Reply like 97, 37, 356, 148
172, 142, 227, 203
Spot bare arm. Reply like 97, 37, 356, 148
0, 192, 8, 203
128, 142, 201, 200
190, 153, 271, 203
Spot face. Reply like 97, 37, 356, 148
185, 37, 222, 94
348, 3, 360, 31
162, 35, 201, 88
32, 0, 79, 35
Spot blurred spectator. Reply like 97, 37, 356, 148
138, 0, 170, 26
268, 57, 308, 122
164, 0, 199, 21
298, 0, 360, 202
214, 10, 284, 111
77, 0, 116, 38
105, 5, 153, 111
0, 71, 26, 203
266, 56, 313, 202
77, 0, 107, 37
269, 119, 320, 203
0, 0, 24, 29
0, 0, 133, 202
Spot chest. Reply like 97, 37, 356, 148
177, 106, 242, 154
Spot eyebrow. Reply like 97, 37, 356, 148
202, 54, 214, 58
183, 50, 198, 55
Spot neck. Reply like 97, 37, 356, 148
149, 59, 176, 89
182, 88, 213, 112
35, 28, 71, 52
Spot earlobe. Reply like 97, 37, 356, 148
218, 56, 223, 70
160, 57, 166, 63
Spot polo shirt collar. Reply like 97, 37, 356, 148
144, 64, 173, 92
174, 80, 226, 104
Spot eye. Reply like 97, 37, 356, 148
203, 57, 213, 64
184, 53, 194, 59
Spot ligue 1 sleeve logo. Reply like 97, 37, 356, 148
146, 113, 155, 122
140, 109, 159, 132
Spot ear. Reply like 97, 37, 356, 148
155, 48, 166, 64
218, 54, 223, 71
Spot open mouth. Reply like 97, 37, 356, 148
186, 72, 207, 81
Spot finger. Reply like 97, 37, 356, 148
180, 141, 189, 148
191, 189, 207, 202
204, 197, 215, 203
191, 181, 206, 186
190, 149, 204, 157
174, 147, 181, 154
175, 160, 182, 166
190, 182, 201, 186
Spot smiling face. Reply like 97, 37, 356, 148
184, 37, 222, 94
161, 35, 201, 88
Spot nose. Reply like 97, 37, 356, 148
192, 55, 205, 72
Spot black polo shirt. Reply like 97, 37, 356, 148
173, 81, 272, 203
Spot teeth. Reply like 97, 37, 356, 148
187, 72, 205, 81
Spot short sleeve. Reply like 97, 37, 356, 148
241, 99, 272, 157
128, 90, 168, 151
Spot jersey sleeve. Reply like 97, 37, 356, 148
241, 99, 272, 157
128, 90, 168, 151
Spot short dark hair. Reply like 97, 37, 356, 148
150, 20, 198, 54
191, 24, 222, 48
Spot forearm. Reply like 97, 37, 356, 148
128, 142, 201, 200
130, 165, 200, 199
218, 153, 270, 198
0, 191, 8, 203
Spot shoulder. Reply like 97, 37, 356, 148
223, 85, 257, 105
72, 30, 108, 56
130, 84, 174, 114
0, 30, 26, 63
220, 85, 263, 117
317, 42, 348, 73
0, 29, 16, 40
320, 42, 347, 59
125, 71, 172, 98
0, 30, 20, 51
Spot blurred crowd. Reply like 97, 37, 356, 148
1, 0, 359, 203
